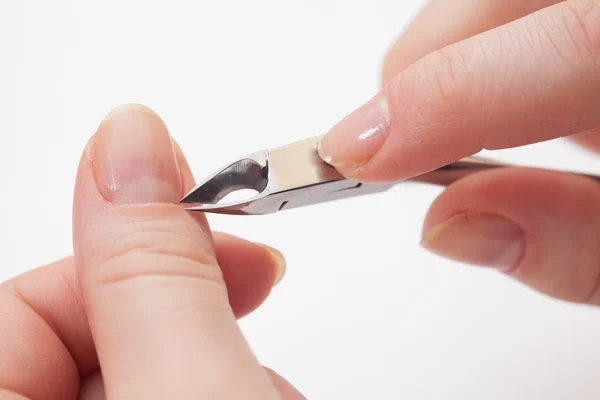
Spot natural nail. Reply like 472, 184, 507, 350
318, 93, 390, 172
421, 213, 525, 270
93, 104, 182, 204
259, 244, 286, 285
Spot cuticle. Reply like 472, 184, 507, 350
87, 132, 113, 204
169, 135, 186, 199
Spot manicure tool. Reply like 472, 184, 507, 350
180, 135, 600, 215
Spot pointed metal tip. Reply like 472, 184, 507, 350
179, 152, 269, 206
180, 186, 203, 204
182, 201, 256, 215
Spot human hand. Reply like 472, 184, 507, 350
0, 105, 304, 399
318, 0, 600, 304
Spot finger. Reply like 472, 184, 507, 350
0, 232, 281, 400
0, 257, 85, 400
2, 117, 284, 398
381, 0, 600, 156
318, 0, 600, 181
213, 232, 285, 318
173, 131, 287, 317
382, 0, 563, 83
77, 368, 306, 400
421, 167, 600, 304
73, 105, 280, 398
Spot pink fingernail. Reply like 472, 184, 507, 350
93, 104, 182, 204
421, 213, 525, 270
318, 93, 390, 172
257, 244, 286, 285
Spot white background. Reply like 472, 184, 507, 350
7, 0, 600, 398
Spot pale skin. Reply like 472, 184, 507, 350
2, 0, 600, 398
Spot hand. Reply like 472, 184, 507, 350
318, 0, 600, 304
0, 105, 304, 399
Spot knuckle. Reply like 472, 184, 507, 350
421, 48, 471, 110
413, 42, 494, 120
563, 0, 600, 65
86, 218, 224, 288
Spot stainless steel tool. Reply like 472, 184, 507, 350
180, 135, 600, 215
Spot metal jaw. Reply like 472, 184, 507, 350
179, 135, 535, 215
180, 136, 396, 215
180, 134, 600, 215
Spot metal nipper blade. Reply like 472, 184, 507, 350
180, 136, 394, 215
180, 135, 600, 215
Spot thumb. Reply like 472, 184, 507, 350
73, 104, 280, 399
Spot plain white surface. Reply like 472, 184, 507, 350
8, 0, 600, 398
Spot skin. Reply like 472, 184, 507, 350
320, 0, 600, 303
3, 0, 600, 398
1, 106, 304, 399
383, 0, 600, 304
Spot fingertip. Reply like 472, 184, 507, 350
93, 103, 182, 204
421, 212, 526, 271
422, 167, 600, 304
98, 103, 161, 126
257, 243, 286, 285
318, 92, 391, 178
212, 232, 285, 318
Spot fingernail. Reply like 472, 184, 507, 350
259, 244, 286, 285
421, 213, 525, 270
93, 104, 182, 204
318, 93, 390, 171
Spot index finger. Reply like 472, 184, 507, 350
318, 0, 600, 182
381, 0, 563, 83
